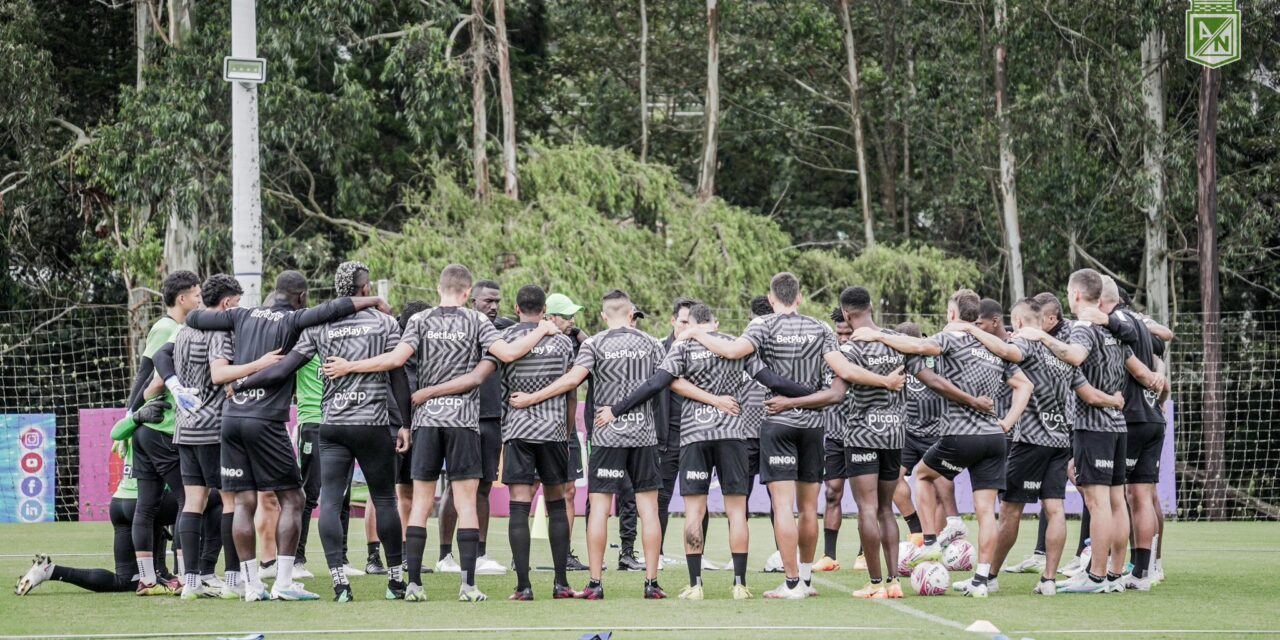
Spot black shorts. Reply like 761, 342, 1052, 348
411, 426, 483, 482
132, 426, 180, 482
823, 437, 847, 480
759, 422, 824, 484
901, 432, 937, 476
566, 435, 584, 481
846, 446, 902, 482
178, 443, 221, 489
394, 427, 413, 486
746, 438, 761, 479
503, 440, 570, 487
1125, 422, 1163, 484
1003, 442, 1069, 503
479, 418, 502, 483
1073, 430, 1127, 487
588, 445, 662, 495
922, 434, 1007, 491
680, 439, 750, 496
220, 417, 302, 492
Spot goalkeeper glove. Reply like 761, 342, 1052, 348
164, 376, 202, 413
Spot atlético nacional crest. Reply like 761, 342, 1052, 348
1186, 0, 1241, 68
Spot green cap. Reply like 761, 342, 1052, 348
546, 293, 583, 316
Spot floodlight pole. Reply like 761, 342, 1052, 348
230, 0, 263, 306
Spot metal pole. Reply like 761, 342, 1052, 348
231, 0, 263, 306
377, 279, 389, 301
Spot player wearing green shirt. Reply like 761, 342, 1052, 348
127, 271, 201, 596
16, 422, 177, 595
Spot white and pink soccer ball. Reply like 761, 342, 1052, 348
897, 541, 916, 577
911, 561, 949, 595
943, 539, 975, 571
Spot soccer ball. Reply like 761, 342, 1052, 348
943, 539, 975, 571
897, 541, 916, 577
911, 561, 949, 595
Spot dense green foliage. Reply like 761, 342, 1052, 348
2, 0, 1277, 315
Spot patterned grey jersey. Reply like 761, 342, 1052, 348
491, 324, 576, 443
820, 367, 848, 442
1010, 337, 1073, 448
659, 333, 754, 445
294, 309, 401, 425
997, 360, 1023, 440
932, 330, 1013, 437
742, 313, 840, 430
904, 354, 945, 438
737, 358, 768, 440
172, 327, 233, 445
1068, 320, 1127, 433
399, 306, 501, 431
841, 330, 911, 450
576, 327, 664, 448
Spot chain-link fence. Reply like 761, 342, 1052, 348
1, 300, 1276, 521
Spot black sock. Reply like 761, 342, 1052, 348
368, 542, 381, 558
857, 544, 864, 556
1077, 506, 1092, 556
478, 539, 488, 558
1087, 572, 1104, 583
547, 499, 571, 587
732, 552, 748, 586
177, 512, 202, 578
221, 513, 239, 571
1040, 576, 1054, 583
923, 534, 937, 546
439, 542, 453, 561
973, 573, 988, 585
686, 553, 702, 587
1107, 572, 1122, 582
823, 528, 839, 559
1035, 512, 1049, 554
1132, 548, 1151, 579
785, 576, 800, 590
588, 578, 602, 589
989, 569, 999, 580
870, 576, 883, 584
405, 526, 427, 586
458, 528, 480, 587
904, 512, 922, 535
260, 559, 275, 569
509, 501, 532, 590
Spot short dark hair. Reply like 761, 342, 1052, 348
1118, 287, 1132, 306
1033, 292, 1063, 320
839, 286, 871, 313
275, 270, 308, 296
895, 322, 923, 338
602, 289, 632, 318
749, 295, 772, 318
770, 272, 801, 306
516, 284, 546, 314
1068, 268, 1104, 303
161, 270, 201, 307
399, 300, 431, 331
671, 297, 698, 318
950, 288, 982, 322
334, 261, 370, 297
439, 264, 473, 294
473, 279, 500, 294
829, 307, 846, 326
201, 274, 243, 308
1011, 297, 1042, 324
689, 303, 715, 324
978, 297, 1003, 320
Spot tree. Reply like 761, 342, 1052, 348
638, 0, 650, 163
993, 0, 1023, 300
494, 0, 518, 199
470, 0, 490, 201
1197, 66, 1224, 519
1140, 27, 1169, 324
836, 0, 873, 248
696, 0, 720, 202
162, 0, 199, 275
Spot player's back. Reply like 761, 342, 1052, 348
497, 323, 576, 442
661, 333, 751, 444
401, 306, 500, 429
842, 329, 909, 448
932, 330, 1006, 436
904, 355, 945, 439
172, 326, 232, 444
578, 327, 662, 448
742, 313, 838, 429
1011, 337, 1074, 447
298, 309, 400, 425
1070, 321, 1127, 433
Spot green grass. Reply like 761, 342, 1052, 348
1, 517, 1278, 639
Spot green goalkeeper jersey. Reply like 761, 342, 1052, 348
295, 356, 324, 426
141, 316, 182, 435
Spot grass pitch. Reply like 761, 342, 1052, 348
1, 517, 1277, 639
